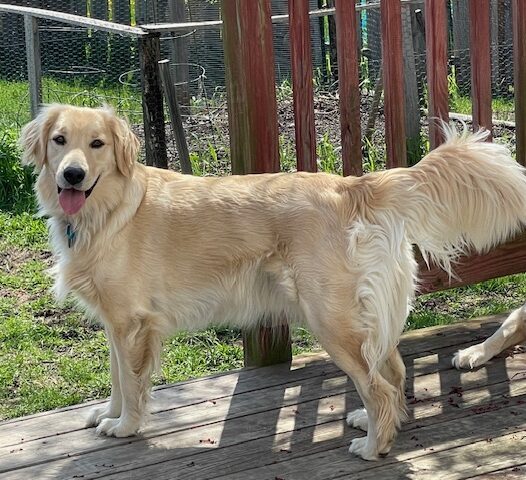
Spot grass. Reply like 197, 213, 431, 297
1, 75, 524, 421
0, 77, 143, 129
3, 203, 526, 421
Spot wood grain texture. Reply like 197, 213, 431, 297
222, 0, 291, 367
380, 0, 407, 168
0, 4, 144, 36
289, 0, 317, 173
424, 0, 449, 148
335, 0, 362, 176
138, 34, 168, 169
513, 0, 526, 166
4, 319, 523, 480
469, 0, 493, 136
416, 232, 526, 294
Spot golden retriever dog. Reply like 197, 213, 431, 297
20, 104, 526, 460
453, 306, 526, 369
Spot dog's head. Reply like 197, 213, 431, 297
20, 104, 140, 216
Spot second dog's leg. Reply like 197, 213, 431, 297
453, 305, 526, 370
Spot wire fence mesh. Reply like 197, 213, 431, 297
0, 0, 518, 173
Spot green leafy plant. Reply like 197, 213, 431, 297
0, 126, 35, 213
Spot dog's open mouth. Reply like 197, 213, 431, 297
57, 176, 100, 215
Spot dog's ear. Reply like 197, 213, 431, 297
106, 108, 140, 177
19, 105, 60, 171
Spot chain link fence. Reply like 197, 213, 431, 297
0, 0, 518, 172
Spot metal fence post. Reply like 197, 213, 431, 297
139, 32, 168, 169
24, 15, 42, 119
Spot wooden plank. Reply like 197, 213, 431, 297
37, 383, 526, 480
469, 0, 493, 136
140, 2, 423, 33
24, 15, 41, 120
158, 59, 192, 174
289, 0, 317, 173
222, 0, 291, 367
0, 4, 144, 36
402, 5, 421, 166
416, 232, 526, 295
335, 0, 362, 176
381, 0, 407, 168
340, 431, 526, 480
0, 314, 508, 448
2, 321, 519, 476
138, 33, 168, 169
168, 0, 190, 113
513, 0, 526, 166
467, 466, 526, 480
451, 0, 470, 95
210, 395, 526, 478
5, 348, 525, 479
425, 0, 449, 148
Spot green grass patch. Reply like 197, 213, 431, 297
0, 77, 142, 129
2, 209, 526, 420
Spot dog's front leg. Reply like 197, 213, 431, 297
87, 329, 122, 427
94, 316, 161, 438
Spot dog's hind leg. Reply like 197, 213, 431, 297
87, 328, 122, 427
347, 348, 407, 437
316, 330, 402, 461
95, 313, 163, 437
453, 305, 526, 370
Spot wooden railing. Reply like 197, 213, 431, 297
4, 1, 526, 367
220, 0, 526, 366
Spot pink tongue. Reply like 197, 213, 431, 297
59, 189, 86, 215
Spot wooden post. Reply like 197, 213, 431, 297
380, 0, 407, 168
335, 0, 362, 176
402, 5, 421, 165
451, 0, 470, 95
469, 0, 492, 136
158, 60, 192, 175
222, 0, 292, 367
24, 15, 41, 119
138, 33, 168, 169
513, 0, 526, 166
168, 0, 190, 114
425, 0, 449, 149
289, 0, 317, 172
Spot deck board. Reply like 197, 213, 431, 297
1, 314, 525, 479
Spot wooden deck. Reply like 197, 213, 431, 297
1, 315, 525, 479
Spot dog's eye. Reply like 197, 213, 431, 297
90, 139, 104, 149
53, 135, 66, 145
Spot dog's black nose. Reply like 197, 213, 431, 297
63, 166, 86, 186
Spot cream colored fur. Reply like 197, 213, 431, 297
453, 306, 526, 369
20, 104, 526, 460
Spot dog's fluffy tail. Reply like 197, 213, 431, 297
396, 124, 526, 274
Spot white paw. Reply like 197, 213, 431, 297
346, 408, 368, 431
349, 436, 379, 461
86, 405, 120, 427
452, 343, 488, 370
95, 417, 139, 437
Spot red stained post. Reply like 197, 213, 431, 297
380, 0, 407, 168
222, 0, 280, 175
425, 0, 449, 149
289, 0, 317, 172
335, 0, 362, 176
222, 0, 291, 367
513, 0, 526, 166
469, 0, 493, 137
